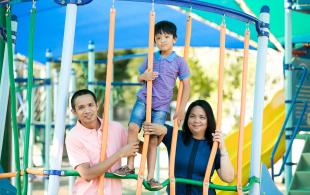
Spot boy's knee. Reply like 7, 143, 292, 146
128, 123, 140, 134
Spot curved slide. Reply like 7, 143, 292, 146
214, 90, 286, 194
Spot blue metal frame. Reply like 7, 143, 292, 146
0, 0, 32, 6
54, 0, 93, 6
118, 0, 265, 35
18, 122, 74, 129
88, 81, 143, 87
51, 53, 147, 64
270, 65, 309, 180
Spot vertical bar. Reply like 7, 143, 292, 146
88, 40, 95, 91
44, 49, 52, 195
27, 89, 35, 195
68, 69, 77, 194
136, 10, 155, 195
249, 6, 270, 195
203, 23, 226, 195
0, 16, 17, 155
284, 0, 293, 190
236, 29, 250, 195
6, 8, 22, 195
23, 7, 36, 195
48, 4, 77, 194
169, 14, 192, 195
97, 7, 116, 195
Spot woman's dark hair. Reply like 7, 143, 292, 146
182, 100, 216, 146
155, 20, 177, 38
71, 89, 97, 110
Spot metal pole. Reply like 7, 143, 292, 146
48, 4, 77, 194
249, 6, 270, 195
0, 15, 17, 155
284, 0, 293, 191
155, 147, 160, 195
68, 69, 76, 195
44, 49, 52, 195
88, 40, 95, 91
27, 89, 35, 195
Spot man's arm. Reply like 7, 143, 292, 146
76, 142, 139, 181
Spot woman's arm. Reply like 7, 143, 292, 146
213, 130, 235, 183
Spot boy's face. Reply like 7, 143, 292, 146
154, 33, 176, 55
72, 94, 98, 126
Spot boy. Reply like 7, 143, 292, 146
65, 89, 139, 195
114, 21, 190, 189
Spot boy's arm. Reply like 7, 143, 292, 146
76, 142, 139, 181
138, 70, 158, 82
173, 77, 190, 124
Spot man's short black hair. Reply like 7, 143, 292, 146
155, 20, 177, 38
71, 89, 97, 110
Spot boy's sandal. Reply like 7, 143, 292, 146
147, 178, 162, 190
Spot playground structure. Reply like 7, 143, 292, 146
0, 0, 309, 195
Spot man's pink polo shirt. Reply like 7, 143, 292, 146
65, 119, 127, 195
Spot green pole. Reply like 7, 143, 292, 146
6, 7, 21, 195
22, 6, 36, 195
1, 98, 12, 173
0, 7, 10, 172
0, 7, 5, 74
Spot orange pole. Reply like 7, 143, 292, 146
0, 169, 46, 179
169, 15, 192, 195
0, 172, 18, 179
183, 15, 192, 61
0, 170, 31, 179
98, 8, 115, 195
136, 10, 155, 195
26, 168, 45, 176
203, 23, 226, 195
236, 29, 250, 195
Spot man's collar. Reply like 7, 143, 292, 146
76, 117, 102, 132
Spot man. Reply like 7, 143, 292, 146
65, 89, 139, 195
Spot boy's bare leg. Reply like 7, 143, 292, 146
147, 135, 158, 180
127, 123, 140, 169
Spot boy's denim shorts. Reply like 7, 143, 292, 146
129, 99, 167, 129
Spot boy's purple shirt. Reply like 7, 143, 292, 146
136, 51, 190, 113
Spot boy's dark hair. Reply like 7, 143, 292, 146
155, 20, 177, 38
71, 89, 97, 110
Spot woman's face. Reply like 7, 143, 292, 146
187, 105, 207, 139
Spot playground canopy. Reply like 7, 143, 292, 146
11, 0, 310, 63
192, 0, 310, 47
13, 0, 254, 62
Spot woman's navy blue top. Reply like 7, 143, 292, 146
162, 125, 221, 195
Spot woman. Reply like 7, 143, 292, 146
144, 100, 234, 194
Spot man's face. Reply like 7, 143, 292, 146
72, 94, 98, 125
